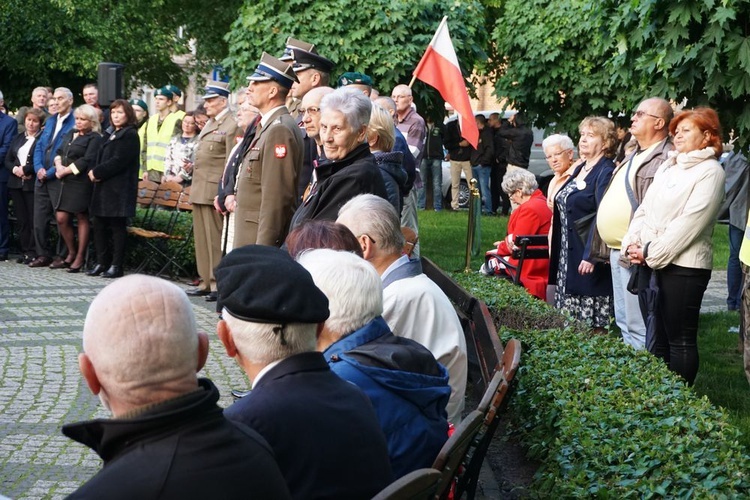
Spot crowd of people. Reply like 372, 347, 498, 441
481, 97, 728, 387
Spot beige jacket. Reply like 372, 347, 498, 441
622, 148, 725, 270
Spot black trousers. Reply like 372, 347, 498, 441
652, 264, 711, 385
9, 188, 35, 257
491, 162, 510, 214
93, 216, 127, 268
32, 181, 56, 258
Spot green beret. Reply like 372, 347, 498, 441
154, 87, 174, 99
337, 72, 373, 88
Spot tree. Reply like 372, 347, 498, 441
0, 0, 239, 110
492, 0, 750, 144
224, 0, 488, 115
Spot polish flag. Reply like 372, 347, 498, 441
413, 17, 478, 148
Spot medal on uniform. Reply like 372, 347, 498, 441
576, 179, 586, 190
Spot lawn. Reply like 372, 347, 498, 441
418, 210, 750, 449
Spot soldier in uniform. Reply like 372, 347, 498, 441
187, 81, 240, 302
290, 49, 334, 123
141, 87, 182, 182
279, 37, 317, 117
233, 53, 304, 248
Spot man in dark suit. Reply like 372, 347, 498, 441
29, 87, 75, 267
215, 245, 392, 500
188, 81, 240, 302
235, 53, 305, 247
0, 91, 18, 261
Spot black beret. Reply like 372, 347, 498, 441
215, 245, 330, 325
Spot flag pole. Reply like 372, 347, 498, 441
409, 16, 449, 88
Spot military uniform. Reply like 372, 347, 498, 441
235, 107, 304, 247
191, 104, 239, 293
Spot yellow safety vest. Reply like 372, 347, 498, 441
145, 110, 185, 173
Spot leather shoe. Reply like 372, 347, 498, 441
101, 265, 124, 278
231, 389, 251, 400
50, 259, 71, 269
0, 254, 7, 262
205, 291, 218, 302
29, 256, 52, 268
67, 265, 83, 274
186, 287, 210, 297
87, 264, 107, 276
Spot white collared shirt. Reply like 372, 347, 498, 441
260, 106, 285, 127
251, 359, 283, 388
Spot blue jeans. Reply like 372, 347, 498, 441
728, 224, 743, 310
418, 158, 443, 210
472, 165, 492, 214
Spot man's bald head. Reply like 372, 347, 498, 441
630, 97, 673, 148
82, 275, 205, 413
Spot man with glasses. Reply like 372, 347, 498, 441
234, 53, 304, 247
298, 86, 334, 199
595, 97, 674, 350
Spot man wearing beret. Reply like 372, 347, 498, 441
215, 245, 392, 499
188, 81, 240, 301
141, 87, 183, 182
337, 71, 374, 97
233, 53, 304, 247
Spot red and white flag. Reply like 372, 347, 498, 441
413, 17, 478, 148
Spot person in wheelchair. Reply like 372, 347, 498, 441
481, 169, 552, 300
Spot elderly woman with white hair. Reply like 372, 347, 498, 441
483, 169, 552, 299
289, 87, 388, 229
542, 134, 578, 210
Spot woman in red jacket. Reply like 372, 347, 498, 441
482, 169, 552, 299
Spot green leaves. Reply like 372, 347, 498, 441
455, 272, 750, 496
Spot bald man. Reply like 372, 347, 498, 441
62, 275, 290, 499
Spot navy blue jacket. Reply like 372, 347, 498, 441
224, 351, 392, 500
0, 112, 19, 183
549, 156, 614, 296
324, 316, 450, 479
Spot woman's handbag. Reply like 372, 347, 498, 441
574, 213, 610, 264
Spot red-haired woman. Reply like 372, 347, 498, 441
87, 99, 140, 278
623, 107, 725, 385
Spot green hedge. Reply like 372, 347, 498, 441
453, 273, 750, 498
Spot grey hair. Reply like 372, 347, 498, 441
337, 194, 404, 254
502, 168, 538, 196
320, 87, 372, 132
542, 134, 574, 152
223, 314, 317, 365
297, 249, 382, 339
55, 87, 74, 101
75, 105, 102, 134
375, 96, 397, 115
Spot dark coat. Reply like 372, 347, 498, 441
497, 124, 533, 167
89, 126, 140, 218
549, 156, 614, 296
56, 130, 102, 212
5, 132, 38, 191
471, 126, 495, 166
289, 143, 388, 230
0, 112, 18, 183
443, 120, 473, 162
224, 352, 392, 500
62, 379, 291, 500
374, 150, 408, 214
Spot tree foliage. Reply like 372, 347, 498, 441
224, 0, 488, 116
0, 0, 238, 110
493, 0, 750, 143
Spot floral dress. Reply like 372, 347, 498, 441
554, 181, 613, 327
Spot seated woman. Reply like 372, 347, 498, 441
289, 87, 388, 229
163, 111, 198, 186
482, 169, 552, 300
285, 219, 363, 259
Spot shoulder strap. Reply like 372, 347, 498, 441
623, 153, 639, 211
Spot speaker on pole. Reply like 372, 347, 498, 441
97, 62, 125, 106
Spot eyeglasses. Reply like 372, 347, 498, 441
360, 234, 377, 245
632, 110, 661, 120
544, 149, 571, 160
300, 106, 320, 116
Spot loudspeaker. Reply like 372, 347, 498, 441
97, 62, 125, 106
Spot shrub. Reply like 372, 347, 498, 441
454, 273, 750, 497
